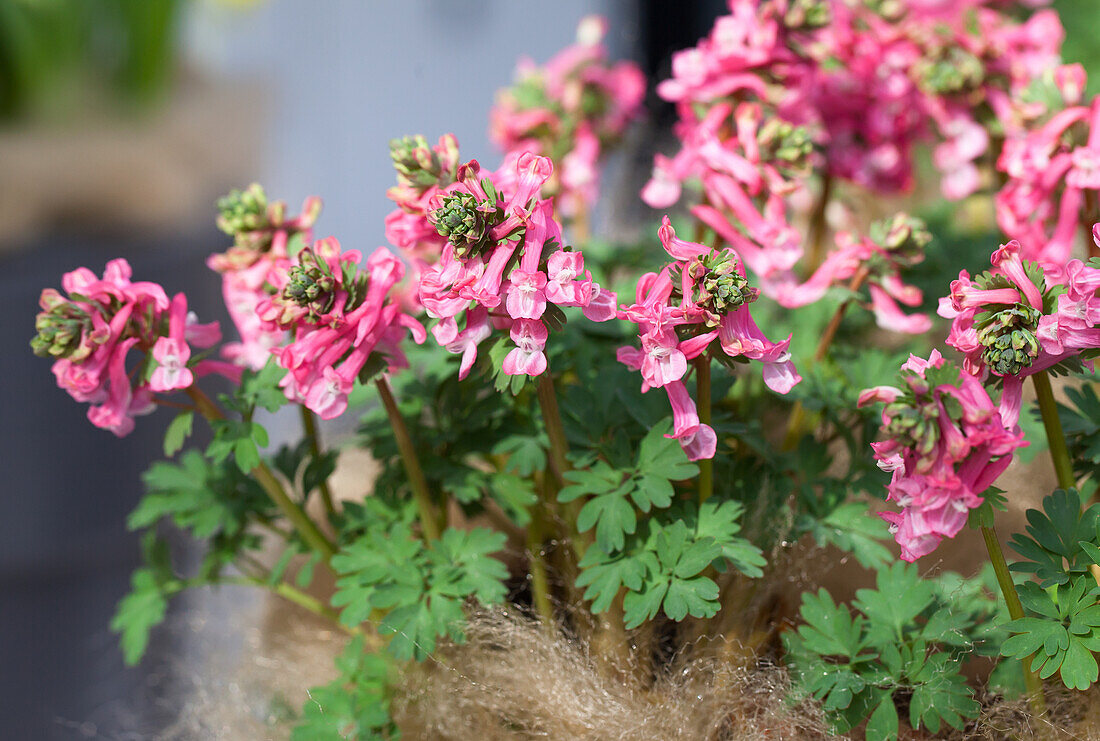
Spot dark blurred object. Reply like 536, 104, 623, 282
0, 227, 226, 739
0, 0, 184, 121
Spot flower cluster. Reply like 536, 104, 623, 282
997, 94, 1100, 268
859, 350, 1026, 561
402, 152, 617, 379
775, 213, 933, 335
489, 15, 645, 218
32, 259, 230, 436
208, 184, 322, 369
940, 238, 1100, 417
256, 238, 425, 419
645, 0, 1065, 291
617, 217, 800, 460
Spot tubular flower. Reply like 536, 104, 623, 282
33, 260, 230, 436
415, 153, 617, 380
859, 350, 1026, 561
939, 237, 1100, 423
617, 217, 800, 460
996, 96, 1100, 268
489, 15, 645, 216
255, 238, 425, 420
645, 0, 1063, 297
772, 213, 933, 335
208, 184, 322, 369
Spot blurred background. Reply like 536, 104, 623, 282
2, 1, 1096, 739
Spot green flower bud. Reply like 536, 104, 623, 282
684, 250, 759, 327
283, 249, 337, 320
871, 213, 931, 268
390, 135, 448, 191
976, 304, 1042, 376
217, 183, 269, 238
759, 119, 814, 172
31, 298, 99, 360
883, 398, 941, 461
863, 0, 905, 21
784, 0, 831, 30
428, 190, 505, 259
918, 48, 984, 96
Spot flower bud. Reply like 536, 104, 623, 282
390, 135, 448, 191
783, 0, 831, 30
917, 48, 984, 96
976, 304, 1042, 376
872, 213, 931, 268
428, 190, 506, 259
217, 183, 269, 239
283, 248, 337, 320
682, 250, 759, 326
758, 119, 814, 173
31, 296, 101, 360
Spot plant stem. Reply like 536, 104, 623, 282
781, 267, 871, 450
185, 386, 337, 562
1032, 371, 1075, 491
526, 513, 555, 626
536, 372, 570, 486
375, 377, 441, 542
572, 201, 590, 245
695, 355, 714, 503
804, 173, 833, 275
300, 406, 337, 519
981, 525, 1046, 715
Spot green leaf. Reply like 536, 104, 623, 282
492, 434, 547, 477
110, 568, 170, 666
163, 410, 194, 457
637, 421, 698, 481
865, 695, 899, 741
292, 636, 397, 740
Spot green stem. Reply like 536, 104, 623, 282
536, 372, 570, 486
805, 173, 833, 275
981, 525, 1046, 715
536, 372, 586, 563
526, 512, 555, 626
375, 377, 441, 542
695, 355, 713, 503
1032, 371, 1075, 491
300, 406, 337, 519
781, 266, 871, 451
185, 386, 337, 562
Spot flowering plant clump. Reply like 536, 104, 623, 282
34, 6, 1100, 740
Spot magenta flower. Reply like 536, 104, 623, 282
860, 350, 1026, 561
208, 185, 322, 370
489, 15, 645, 214
257, 238, 426, 420
33, 260, 230, 436
940, 238, 1100, 418
410, 152, 616, 380
773, 215, 932, 336
617, 217, 800, 460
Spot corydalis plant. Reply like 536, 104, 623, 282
859, 350, 1026, 561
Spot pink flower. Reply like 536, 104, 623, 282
544, 250, 591, 306
617, 217, 800, 459
503, 319, 548, 376
266, 240, 425, 419
861, 350, 1026, 561
505, 269, 548, 320
641, 328, 688, 388
665, 380, 717, 461
149, 294, 195, 393
35, 261, 227, 436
